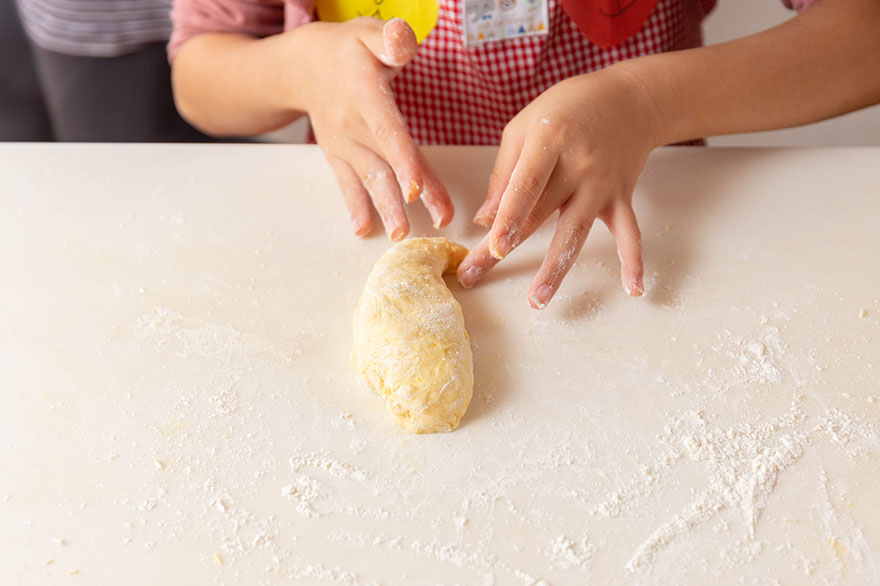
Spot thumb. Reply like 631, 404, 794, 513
360, 17, 418, 69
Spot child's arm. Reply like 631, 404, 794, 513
458, 0, 880, 308
172, 31, 303, 136
171, 17, 454, 240
637, 0, 880, 146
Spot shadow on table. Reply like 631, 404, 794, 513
637, 147, 789, 308
449, 275, 514, 430
430, 146, 788, 331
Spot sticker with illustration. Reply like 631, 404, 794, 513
462, 0, 550, 46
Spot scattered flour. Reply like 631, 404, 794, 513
621, 402, 880, 573
542, 534, 596, 571
281, 477, 329, 518
626, 410, 807, 572
711, 326, 787, 386
118, 304, 880, 584
136, 306, 299, 363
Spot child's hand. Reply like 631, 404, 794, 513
456, 67, 662, 308
295, 17, 454, 240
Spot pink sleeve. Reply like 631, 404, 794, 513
168, 0, 315, 62
782, 0, 821, 10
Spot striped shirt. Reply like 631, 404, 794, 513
15, 0, 174, 57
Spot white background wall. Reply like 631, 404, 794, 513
267, 1, 880, 146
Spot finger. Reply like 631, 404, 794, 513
487, 138, 559, 260
604, 201, 644, 296
356, 17, 418, 70
414, 148, 455, 228
456, 236, 499, 289
349, 64, 431, 201
527, 194, 598, 309
345, 141, 410, 241
355, 19, 437, 220
357, 90, 431, 207
380, 17, 418, 67
474, 127, 524, 227
457, 189, 560, 289
326, 154, 373, 236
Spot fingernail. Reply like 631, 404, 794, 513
474, 215, 492, 227
389, 224, 407, 242
473, 201, 490, 224
351, 216, 365, 236
632, 275, 645, 297
401, 179, 421, 203
490, 233, 511, 260
623, 275, 644, 297
427, 201, 444, 229
529, 284, 552, 309
458, 265, 483, 289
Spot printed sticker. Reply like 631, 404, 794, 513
463, 0, 550, 46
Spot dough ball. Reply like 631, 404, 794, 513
352, 238, 473, 433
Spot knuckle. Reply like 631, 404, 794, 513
500, 121, 519, 143
333, 169, 357, 193
360, 168, 384, 191
563, 221, 590, 248
371, 122, 394, 144
523, 207, 543, 231
561, 148, 594, 178
339, 34, 365, 59
319, 106, 355, 132
514, 173, 544, 201
570, 156, 593, 179
534, 119, 564, 145
374, 198, 397, 222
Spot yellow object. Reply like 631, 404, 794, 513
315, 0, 439, 43
352, 238, 473, 433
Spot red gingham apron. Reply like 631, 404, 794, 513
392, 0, 716, 145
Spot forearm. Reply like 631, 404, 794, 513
618, 0, 880, 146
171, 32, 307, 136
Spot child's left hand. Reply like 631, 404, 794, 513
456, 66, 662, 308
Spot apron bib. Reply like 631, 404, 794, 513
311, 0, 716, 144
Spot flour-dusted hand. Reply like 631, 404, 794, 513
296, 17, 454, 240
172, 15, 455, 241
457, 68, 661, 308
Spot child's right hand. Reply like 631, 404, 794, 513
292, 17, 454, 240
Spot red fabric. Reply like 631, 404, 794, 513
393, 0, 715, 145
561, 0, 661, 49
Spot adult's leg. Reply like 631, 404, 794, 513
0, 0, 53, 140
31, 42, 213, 142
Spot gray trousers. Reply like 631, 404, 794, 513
1, 0, 212, 142
0, 0, 52, 140
29, 42, 213, 142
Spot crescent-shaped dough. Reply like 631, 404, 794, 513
352, 237, 473, 433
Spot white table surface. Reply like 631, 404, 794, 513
1, 144, 878, 585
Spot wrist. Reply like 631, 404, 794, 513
268, 22, 332, 116
606, 58, 677, 148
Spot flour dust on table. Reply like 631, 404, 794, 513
3, 144, 879, 586
114, 294, 880, 585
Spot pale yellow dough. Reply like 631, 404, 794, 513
352, 238, 473, 433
